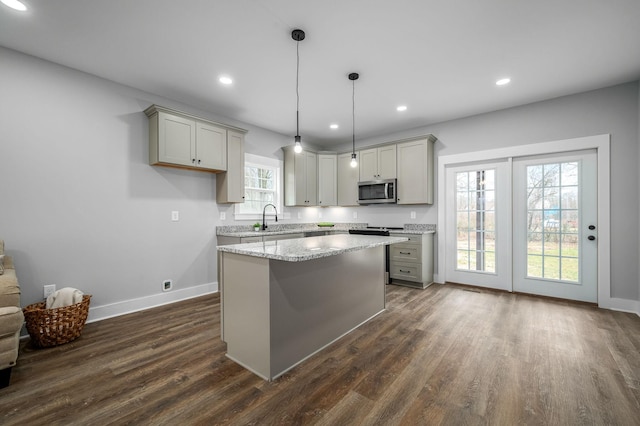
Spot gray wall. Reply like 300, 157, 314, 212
1, 46, 638, 308
347, 82, 640, 301
0, 47, 288, 307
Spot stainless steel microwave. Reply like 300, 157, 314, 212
358, 179, 397, 204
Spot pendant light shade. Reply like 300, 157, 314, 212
349, 72, 359, 168
292, 29, 305, 153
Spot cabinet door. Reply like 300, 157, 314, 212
359, 148, 378, 181
337, 152, 359, 206
317, 154, 337, 206
377, 145, 397, 179
158, 112, 196, 167
196, 122, 227, 170
293, 151, 308, 205
397, 138, 433, 204
305, 151, 318, 205
216, 131, 245, 203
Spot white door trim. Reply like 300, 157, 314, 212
436, 134, 611, 308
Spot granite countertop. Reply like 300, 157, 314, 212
216, 223, 435, 238
217, 234, 408, 262
386, 229, 435, 235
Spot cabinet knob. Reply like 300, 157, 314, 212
192, 158, 196, 163
197, 159, 201, 164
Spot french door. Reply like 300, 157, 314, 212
445, 160, 512, 291
445, 150, 598, 303
512, 151, 598, 302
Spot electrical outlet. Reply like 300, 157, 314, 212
44, 284, 56, 299
297, 212, 302, 219
318, 211, 323, 219
220, 212, 226, 220
162, 279, 173, 292
171, 211, 180, 221
410, 211, 416, 219
353, 211, 358, 219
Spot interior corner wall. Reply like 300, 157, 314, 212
355, 81, 640, 302
0, 47, 288, 310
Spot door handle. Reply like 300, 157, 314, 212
588, 235, 596, 241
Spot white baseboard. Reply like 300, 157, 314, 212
86, 282, 218, 323
599, 296, 640, 317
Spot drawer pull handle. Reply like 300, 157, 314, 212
399, 269, 410, 273
399, 251, 411, 255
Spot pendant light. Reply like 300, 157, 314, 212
292, 29, 305, 153
349, 72, 359, 167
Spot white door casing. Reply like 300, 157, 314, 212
437, 134, 610, 307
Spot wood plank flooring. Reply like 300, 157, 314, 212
1, 283, 639, 425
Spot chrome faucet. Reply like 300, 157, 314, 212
262, 203, 278, 230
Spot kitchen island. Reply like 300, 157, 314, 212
217, 233, 407, 381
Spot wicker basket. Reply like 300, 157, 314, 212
23, 295, 92, 348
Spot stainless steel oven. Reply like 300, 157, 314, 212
358, 179, 396, 205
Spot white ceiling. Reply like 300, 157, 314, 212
1, 0, 639, 149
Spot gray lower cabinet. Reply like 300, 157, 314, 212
216, 232, 305, 340
389, 233, 434, 289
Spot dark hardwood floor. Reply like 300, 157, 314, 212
1, 284, 639, 425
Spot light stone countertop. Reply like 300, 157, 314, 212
216, 223, 435, 238
217, 234, 408, 262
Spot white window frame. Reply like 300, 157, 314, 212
234, 153, 284, 221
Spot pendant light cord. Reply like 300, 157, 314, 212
352, 78, 356, 153
296, 39, 300, 137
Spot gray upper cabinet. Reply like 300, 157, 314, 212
216, 130, 245, 203
337, 152, 359, 206
145, 105, 246, 173
396, 136, 435, 205
359, 145, 396, 181
317, 154, 337, 206
283, 146, 317, 206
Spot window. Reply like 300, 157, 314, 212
455, 169, 496, 273
234, 154, 282, 220
525, 161, 579, 282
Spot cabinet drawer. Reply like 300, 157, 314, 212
390, 245, 422, 262
390, 262, 422, 282
390, 233, 422, 244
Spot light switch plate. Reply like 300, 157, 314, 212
171, 211, 179, 221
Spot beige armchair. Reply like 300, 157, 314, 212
0, 240, 23, 388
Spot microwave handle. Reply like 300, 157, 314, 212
385, 183, 389, 199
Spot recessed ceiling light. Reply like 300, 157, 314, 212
219, 76, 233, 85
397, 105, 408, 112
496, 78, 511, 86
1, 0, 27, 11
329, 124, 339, 129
